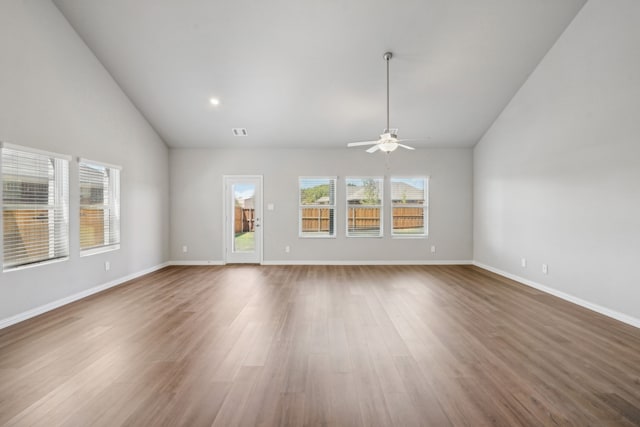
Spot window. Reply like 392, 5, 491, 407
346, 177, 383, 237
79, 159, 121, 255
299, 177, 336, 237
391, 177, 429, 237
1, 143, 70, 270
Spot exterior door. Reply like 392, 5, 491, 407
224, 175, 263, 264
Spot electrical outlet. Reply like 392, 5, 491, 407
521, 258, 527, 268
285, 245, 290, 253
182, 245, 188, 253
542, 264, 548, 274
105, 261, 110, 271
430, 245, 436, 253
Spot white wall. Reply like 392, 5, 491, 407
0, 0, 170, 323
474, 0, 640, 323
171, 148, 473, 263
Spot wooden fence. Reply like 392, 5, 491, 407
347, 207, 380, 231
301, 208, 333, 232
234, 206, 255, 233
301, 206, 423, 232
5, 207, 117, 266
3, 209, 50, 263
80, 208, 105, 248
392, 206, 424, 230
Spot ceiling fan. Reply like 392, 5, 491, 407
348, 52, 418, 153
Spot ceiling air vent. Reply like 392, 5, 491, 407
232, 128, 248, 136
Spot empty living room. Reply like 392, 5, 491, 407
0, 0, 638, 425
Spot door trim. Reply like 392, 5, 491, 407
222, 175, 263, 265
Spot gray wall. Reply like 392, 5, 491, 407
4, 0, 636, 328
474, 0, 640, 322
170, 148, 473, 263
0, 0, 170, 322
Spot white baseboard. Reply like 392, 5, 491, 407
168, 260, 472, 266
0, 262, 171, 330
168, 260, 225, 266
262, 260, 473, 266
11, 260, 633, 331
473, 261, 640, 329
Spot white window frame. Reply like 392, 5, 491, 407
1, 142, 71, 271
391, 176, 429, 238
345, 176, 384, 238
298, 176, 337, 238
78, 158, 121, 256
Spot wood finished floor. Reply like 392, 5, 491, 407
0, 265, 639, 426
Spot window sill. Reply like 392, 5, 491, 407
3, 256, 69, 273
80, 244, 120, 257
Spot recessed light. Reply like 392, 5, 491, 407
232, 128, 248, 136
209, 98, 220, 106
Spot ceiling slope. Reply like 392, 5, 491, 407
53, 0, 586, 149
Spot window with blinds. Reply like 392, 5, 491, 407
346, 177, 383, 237
299, 177, 336, 237
79, 159, 121, 255
1, 143, 70, 270
391, 177, 429, 237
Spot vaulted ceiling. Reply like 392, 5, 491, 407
53, 0, 586, 149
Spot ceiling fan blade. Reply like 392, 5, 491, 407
347, 141, 380, 147
366, 145, 381, 153
398, 144, 415, 150
396, 138, 428, 142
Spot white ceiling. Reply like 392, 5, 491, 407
53, 0, 586, 149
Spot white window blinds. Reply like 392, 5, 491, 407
79, 159, 121, 255
346, 177, 383, 237
2, 144, 70, 270
299, 177, 336, 237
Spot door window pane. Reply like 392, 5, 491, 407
233, 183, 255, 252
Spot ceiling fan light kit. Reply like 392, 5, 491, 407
347, 51, 418, 154
378, 140, 399, 153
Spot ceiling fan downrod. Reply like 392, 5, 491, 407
346, 51, 417, 153
384, 51, 392, 134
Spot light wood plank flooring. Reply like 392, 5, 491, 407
0, 265, 639, 426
